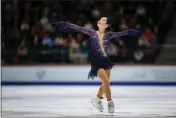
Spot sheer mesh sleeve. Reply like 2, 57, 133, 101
54, 22, 95, 36
107, 29, 140, 40
107, 30, 129, 40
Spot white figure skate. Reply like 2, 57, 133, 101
108, 100, 115, 115
91, 97, 104, 112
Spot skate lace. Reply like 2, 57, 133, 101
108, 103, 114, 108
98, 101, 102, 104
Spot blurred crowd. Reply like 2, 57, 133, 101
2, 0, 175, 64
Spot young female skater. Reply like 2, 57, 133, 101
54, 17, 139, 114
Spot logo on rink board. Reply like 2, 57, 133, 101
36, 70, 46, 80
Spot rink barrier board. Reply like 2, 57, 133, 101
2, 81, 176, 86
2, 65, 176, 86
3, 64, 176, 67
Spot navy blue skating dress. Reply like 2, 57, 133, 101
55, 22, 139, 79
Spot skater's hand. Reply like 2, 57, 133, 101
128, 29, 140, 37
53, 21, 68, 29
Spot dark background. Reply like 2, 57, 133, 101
2, 0, 176, 65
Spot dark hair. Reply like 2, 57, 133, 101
96, 16, 112, 32
105, 17, 112, 32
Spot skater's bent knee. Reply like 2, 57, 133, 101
103, 79, 110, 85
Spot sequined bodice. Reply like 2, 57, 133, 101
54, 22, 133, 59
90, 33, 110, 58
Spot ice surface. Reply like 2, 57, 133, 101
2, 86, 176, 118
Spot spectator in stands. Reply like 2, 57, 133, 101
83, 20, 93, 29
133, 50, 144, 63
15, 40, 28, 64
53, 36, 69, 63
69, 36, 82, 63
136, 4, 147, 27
136, 4, 146, 17
3, 2, 14, 30
40, 7, 49, 28
119, 19, 128, 30
80, 40, 89, 54
107, 42, 118, 63
138, 35, 150, 49
91, 6, 100, 19
147, 17, 154, 31
20, 18, 30, 37
80, 40, 90, 63
128, 17, 137, 29
118, 40, 128, 63
42, 35, 53, 48
143, 27, 156, 40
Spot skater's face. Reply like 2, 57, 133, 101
97, 17, 109, 31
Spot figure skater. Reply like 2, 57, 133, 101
54, 17, 139, 114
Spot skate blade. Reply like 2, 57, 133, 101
108, 111, 114, 116
90, 100, 103, 112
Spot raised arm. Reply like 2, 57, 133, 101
54, 21, 95, 36
107, 29, 140, 40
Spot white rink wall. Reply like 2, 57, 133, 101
2, 65, 176, 85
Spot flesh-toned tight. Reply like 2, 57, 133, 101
97, 69, 111, 101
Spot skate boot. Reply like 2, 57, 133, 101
91, 97, 104, 112
108, 100, 115, 115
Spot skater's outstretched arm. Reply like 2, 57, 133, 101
54, 21, 95, 36
107, 29, 140, 40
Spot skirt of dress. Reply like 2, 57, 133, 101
88, 56, 114, 79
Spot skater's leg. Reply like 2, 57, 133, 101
105, 69, 111, 79
97, 84, 104, 99
97, 69, 111, 99
105, 69, 114, 114
92, 69, 114, 114
97, 68, 112, 101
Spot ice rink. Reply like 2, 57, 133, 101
2, 86, 176, 118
